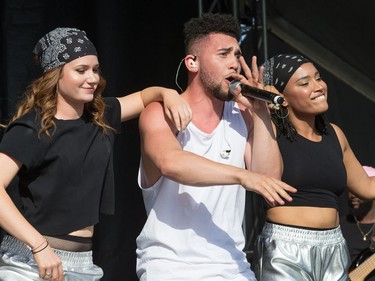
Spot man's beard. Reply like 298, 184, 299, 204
200, 69, 233, 101
352, 200, 373, 219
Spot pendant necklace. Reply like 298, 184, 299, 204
354, 216, 375, 241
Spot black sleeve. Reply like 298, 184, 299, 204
0, 121, 48, 169
104, 97, 122, 132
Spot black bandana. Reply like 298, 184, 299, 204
263, 54, 310, 93
33, 27, 97, 72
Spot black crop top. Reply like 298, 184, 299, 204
270, 124, 347, 210
0, 97, 121, 235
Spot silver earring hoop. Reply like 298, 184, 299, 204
275, 107, 289, 119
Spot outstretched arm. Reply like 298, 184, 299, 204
116, 86, 192, 131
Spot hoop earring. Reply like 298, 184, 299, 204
275, 107, 289, 119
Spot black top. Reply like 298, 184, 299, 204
0, 97, 121, 235
270, 124, 347, 210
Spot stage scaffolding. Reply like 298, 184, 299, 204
197, 0, 269, 61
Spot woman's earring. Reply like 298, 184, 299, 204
276, 106, 289, 119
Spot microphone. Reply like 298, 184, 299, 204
229, 80, 284, 105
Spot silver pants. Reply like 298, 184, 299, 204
253, 222, 350, 281
0, 235, 103, 281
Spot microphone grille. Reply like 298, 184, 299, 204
229, 80, 241, 94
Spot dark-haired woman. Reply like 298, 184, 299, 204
253, 54, 375, 281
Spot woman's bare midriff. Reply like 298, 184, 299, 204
69, 225, 94, 237
266, 206, 339, 229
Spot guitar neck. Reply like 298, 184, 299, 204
349, 252, 375, 281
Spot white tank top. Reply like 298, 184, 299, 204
136, 101, 256, 281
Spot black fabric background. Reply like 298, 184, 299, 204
1, 1, 374, 280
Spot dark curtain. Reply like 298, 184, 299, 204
1, 1, 375, 280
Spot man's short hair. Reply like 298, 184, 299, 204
183, 13, 241, 54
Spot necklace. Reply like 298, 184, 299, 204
354, 216, 375, 241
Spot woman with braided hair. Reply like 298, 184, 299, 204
253, 54, 375, 281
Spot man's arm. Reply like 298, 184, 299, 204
139, 101, 295, 206
244, 102, 283, 179
234, 56, 283, 179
